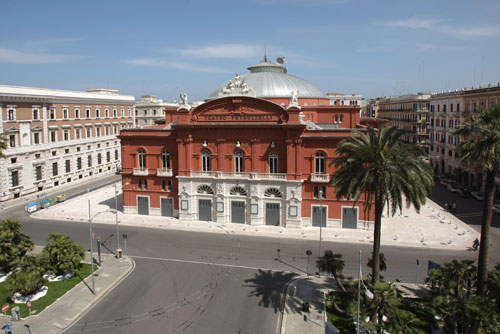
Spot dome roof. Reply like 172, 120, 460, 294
208, 61, 325, 99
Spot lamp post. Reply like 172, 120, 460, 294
114, 182, 129, 255
357, 250, 361, 334
88, 201, 119, 294
318, 188, 324, 277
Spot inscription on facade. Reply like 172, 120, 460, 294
202, 114, 275, 122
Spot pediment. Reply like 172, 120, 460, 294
189, 96, 288, 124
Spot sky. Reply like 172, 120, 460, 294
1, 0, 500, 101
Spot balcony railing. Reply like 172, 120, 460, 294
133, 167, 149, 176
310, 173, 330, 183
189, 171, 287, 180
157, 168, 173, 177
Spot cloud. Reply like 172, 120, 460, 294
377, 17, 500, 37
176, 44, 263, 59
0, 48, 84, 64
125, 58, 226, 73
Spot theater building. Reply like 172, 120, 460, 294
120, 60, 375, 228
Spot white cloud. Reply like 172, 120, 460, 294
378, 17, 500, 37
0, 48, 83, 64
125, 58, 226, 73
177, 44, 263, 59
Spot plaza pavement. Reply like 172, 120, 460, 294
26, 183, 479, 333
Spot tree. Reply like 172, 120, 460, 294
0, 218, 34, 272
367, 252, 387, 273
330, 126, 433, 285
7, 254, 48, 297
454, 106, 500, 295
42, 233, 85, 276
316, 250, 347, 292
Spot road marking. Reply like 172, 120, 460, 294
129, 254, 287, 273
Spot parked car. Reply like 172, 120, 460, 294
457, 189, 470, 198
493, 204, 500, 215
470, 191, 485, 201
440, 178, 454, 186
447, 184, 461, 194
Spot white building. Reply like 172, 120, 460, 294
0, 85, 135, 202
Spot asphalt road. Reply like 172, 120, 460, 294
2, 176, 499, 334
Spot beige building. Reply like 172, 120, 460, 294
377, 93, 430, 150
134, 95, 177, 127
429, 83, 500, 196
0, 85, 135, 202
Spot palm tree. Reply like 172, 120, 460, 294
330, 126, 433, 285
316, 250, 347, 292
0, 218, 34, 272
454, 106, 500, 295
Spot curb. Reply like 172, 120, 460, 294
60, 256, 136, 333
276, 274, 305, 334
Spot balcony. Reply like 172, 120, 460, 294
157, 168, 173, 177
310, 173, 330, 183
133, 168, 149, 176
189, 171, 287, 180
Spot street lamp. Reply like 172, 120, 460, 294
318, 188, 324, 277
114, 181, 129, 253
88, 201, 119, 294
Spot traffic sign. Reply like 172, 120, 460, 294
1, 303, 9, 312
26, 300, 32, 309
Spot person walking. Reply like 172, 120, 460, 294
472, 238, 479, 251
452, 203, 457, 213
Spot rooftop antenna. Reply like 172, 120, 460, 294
264, 47, 268, 62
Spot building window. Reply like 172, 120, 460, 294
35, 166, 42, 181
105, 109, 109, 118
63, 108, 68, 119
75, 128, 81, 140
65, 160, 71, 173
202, 150, 211, 172
457, 103, 460, 112
96, 109, 100, 118
8, 134, 16, 148
50, 131, 57, 143
128, 108, 131, 117
77, 157, 82, 170
32, 108, 39, 120
314, 186, 326, 199
235, 151, 244, 173
138, 179, 142, 190
167, 180, 172, 192
106, 151, 110, 162
75, 108, 80, 119
315, 152, 326, 174
96, 127, 101, 137
88, 155, 92, 167
113, 109, 118, 117
50, 108, 56, 120
11, 170, 19, 187
63, 130, 70, 141
161, 180, 166, 191
52, 162, 58, 176
161, 150, 170, 168
33, 132, 40, 144
115, 149, 119, 161
86, 128, 91, 138
113, 125, 118, 135
8, 108, 15, 121
86, 108, 91, 118
97, 153, 102, 165
269, 152, 278, 174
105, 126, 110, 136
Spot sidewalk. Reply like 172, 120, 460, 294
1, 252, 134, 334
281, 275, 336, 334
31, 183, 479, 250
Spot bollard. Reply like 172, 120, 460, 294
116, 248, 123, 258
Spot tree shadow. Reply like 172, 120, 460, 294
243, 269, 297, 313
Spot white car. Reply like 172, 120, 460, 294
470, 191, 485, 201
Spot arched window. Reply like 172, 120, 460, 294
161, 150, 170, 168
315, 152, 325, 174
197, 185, 214, 194
269, 152, 278, 174
235, 151, 244, 173
230, 186, 248, 196
202, 150, 211, 172
264, 188, 282, 198
138, 149, 146, 169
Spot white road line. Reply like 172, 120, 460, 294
129, 254, 288, 273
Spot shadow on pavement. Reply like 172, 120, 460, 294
243, 269, 297, 313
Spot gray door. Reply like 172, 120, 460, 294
161, 198, 173, 217
137, 196, 149, 215
199, 199, 212, 221
342, 207, 358, 229
312, 206, 327, 227
231, 201, 245, 224
265, 203, 280, 226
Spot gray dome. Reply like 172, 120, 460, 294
208, 61, 325, 99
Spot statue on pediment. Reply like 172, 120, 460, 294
287, 90, 301, 110
177, 93, 191, 111
218, 73, 256, 97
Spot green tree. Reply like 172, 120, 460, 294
454, 106, 500, 295
42, 233, 85, 276
0, 218, 34, 272
316, 250, 347, 293
367, 252, 387, 272
7, 254, 48, 297
330, 126, 433, 285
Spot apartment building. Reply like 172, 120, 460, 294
0, 86, 135, 202
377, 93, 430, 151
135, 95, 177, 128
